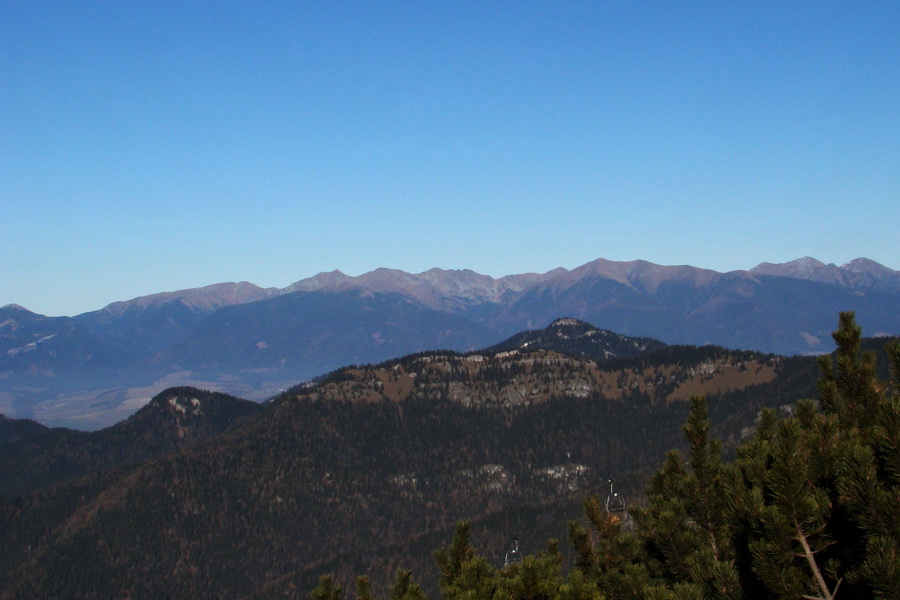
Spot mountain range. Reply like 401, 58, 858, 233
2, 256, 898, 429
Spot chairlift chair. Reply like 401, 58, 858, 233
605, 479, 626, 513
504, 536, 522, 567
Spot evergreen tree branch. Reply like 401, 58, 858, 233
795, 519, 841, 600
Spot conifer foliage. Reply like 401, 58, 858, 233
315, 313, 899, 599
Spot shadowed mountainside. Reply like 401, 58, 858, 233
1, 328, 854, 599
0, 388, 261, 497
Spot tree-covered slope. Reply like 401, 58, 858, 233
331, 312, 900, 600
0, 387, 262, 496
0, 337, 829, 599
481, 318, 667, 360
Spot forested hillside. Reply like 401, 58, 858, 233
0, 388, 262, 496
0, 315, 895, 599
308, 312, 899, 600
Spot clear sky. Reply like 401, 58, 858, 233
3, 1, 898, 316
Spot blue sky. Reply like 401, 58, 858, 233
3, 1, 898, 316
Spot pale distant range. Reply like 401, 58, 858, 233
2, 257, 898, 429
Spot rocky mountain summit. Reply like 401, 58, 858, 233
482, 317, 667, 360
750, 256, 900, 293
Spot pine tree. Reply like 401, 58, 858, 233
311, 575, 344, 600
831, 332, 900, 598
630, 396, 741, 600
817, 312, 883, 435
435, 521, 475, 596
388, 569, 426, 600
496, 539, 566, 600
355, 576, 374, 600
568, 494, 648, 599
816, 314, 900, 598
434, 521, 498, 600
740, 416, 841, 600
730, 312, 899, 599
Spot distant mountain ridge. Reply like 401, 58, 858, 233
749, 257, 900, 293
7, 257, 896, 319
97, 281, 279, 316
2, 257, 898, 429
